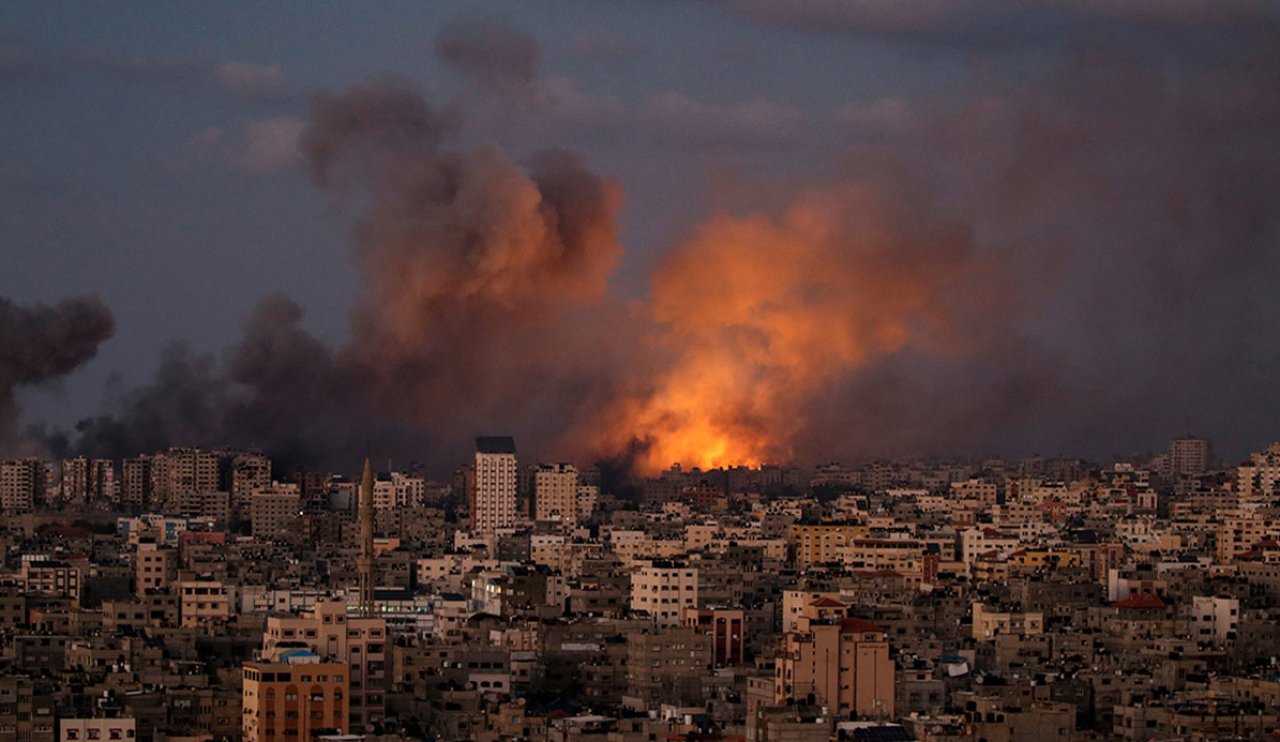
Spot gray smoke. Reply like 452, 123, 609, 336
434, 17, 540, 97
63, 76, 625, 472
0, 295, 114, 455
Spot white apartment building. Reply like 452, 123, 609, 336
1190, 595, 1239, 642
471, 437, 518, 536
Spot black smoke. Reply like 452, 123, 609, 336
0, 295, 114, 456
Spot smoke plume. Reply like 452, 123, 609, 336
434, 17, 540, 97
64, 78, 626, 471
579, 175, 1027, 472
0, 295, 114, 455
46, 13, 1280, 472
304, 78, 625, 457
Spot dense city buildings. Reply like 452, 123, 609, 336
8, 434, 1280, 739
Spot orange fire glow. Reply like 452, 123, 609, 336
591, 183, 997, 475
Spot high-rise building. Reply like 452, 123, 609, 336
227, 452, 272, 509
151, 447, 219, 509
249, 483, 302, 539
290, 468, 328, 513
533, 463, 579, 529
1170, 436, 1212, 477
58, 457, 115, 504
263, 602, 386, 733
391, 472, 425, 509
471, 437, 518, 536
173, 489, 231, 522
0, 459, 43, 513
357, 458, 375, 618
371, 476, 395, 511
121, 456, 152, 510
631, 561, 698, 628
59, 457, 89, 505
774, 598, 894, 718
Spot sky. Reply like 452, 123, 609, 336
2, 1, 1279, 474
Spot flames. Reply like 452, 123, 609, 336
590, 181, 1000, 475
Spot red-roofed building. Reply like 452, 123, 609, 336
1111, 592, 1166, 610
1101, 591, 1176, 641
775, 597, 894, 718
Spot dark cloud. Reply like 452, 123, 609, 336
713, 0, 1277, 49
805, 40, 1280, 459
0, 295, 114, 456
434, 17, 541, 97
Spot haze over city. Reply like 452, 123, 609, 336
3, 1, 1279, 474
8, 5, 1280, 742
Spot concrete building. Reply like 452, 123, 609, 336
1170, 436, 1212, 477
1, 458, 43, 512
58, 457, 115, 505
249, 483, 302, 539
21, 560, 81, 600
972, 603, 1045, 641
630, 561, 698, 628
533, 463, 579, 529
471, 437, 518, 536
391, 472, 425, 509
683, 606, 745, 667
150, 447, 219, 510
228, 451, 272, 508
57, 718, 136, 742
242, 648, 349, 742
175, 573, 232, 627
624, 626, 712, 710
775, 598, 894, 718
1190, 595, 1239, 642
0, 675, 55, 742
120, 456, 152, 510
787, 523, 867, 567
263, 601, 387, 733
134, 541, 177, 596
172, 488, 230, 521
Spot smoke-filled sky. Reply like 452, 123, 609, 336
2, 1, 1279, 474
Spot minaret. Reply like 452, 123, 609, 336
357, 455, 375, 618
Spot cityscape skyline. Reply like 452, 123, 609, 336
2, 429, 1280, 738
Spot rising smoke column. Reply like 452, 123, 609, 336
60, 76, 628, 470
301, 78, 626, 459
0, 295, 114, 455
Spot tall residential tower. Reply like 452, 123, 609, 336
357, 455, 375, 617
471, 436, 517, 536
